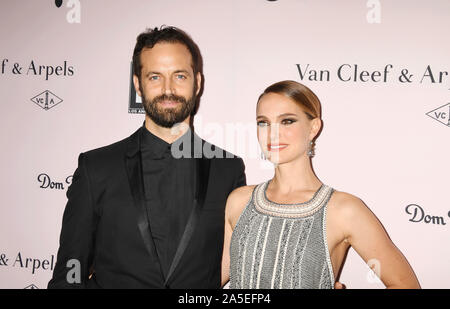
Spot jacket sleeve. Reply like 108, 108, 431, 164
47, 153, 98, 289
233, 157, 247, 189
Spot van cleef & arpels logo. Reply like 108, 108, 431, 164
1, 59, 74, 81
31, 91, 63, 111
426, 103, 450, 127
295, 64, 449, 87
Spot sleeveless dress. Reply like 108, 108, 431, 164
229, 180, 335, 289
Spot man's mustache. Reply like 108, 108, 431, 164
152, 94, 188, 105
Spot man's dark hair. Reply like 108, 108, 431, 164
132, 26, 203, 81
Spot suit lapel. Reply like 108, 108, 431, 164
124, 128, 162, 266
164, 148, 211, 286
125, 128, 211, 286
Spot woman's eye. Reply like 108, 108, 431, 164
257, 121, 269, 127
281, 119, 296, 125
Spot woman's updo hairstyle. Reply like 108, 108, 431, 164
257, 80, 321, 120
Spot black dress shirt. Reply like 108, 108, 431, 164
140, 126, 195, 279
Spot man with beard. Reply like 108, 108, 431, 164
48, 26, 246, 288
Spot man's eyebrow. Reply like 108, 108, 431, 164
145, 71, 161, 77
173, 70, 191, 75
145, 70, 192, 77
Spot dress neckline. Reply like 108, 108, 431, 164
253, 180, 333, 218
263, 179, 324, 207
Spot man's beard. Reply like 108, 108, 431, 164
141, 89, 196, 128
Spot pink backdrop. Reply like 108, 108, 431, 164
1, 0, 449, 289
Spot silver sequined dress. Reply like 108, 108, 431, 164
229, 180, 335, 289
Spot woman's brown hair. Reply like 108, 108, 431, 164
257, 80, 321, 120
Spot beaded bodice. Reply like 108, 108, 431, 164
229, 180, 335, 289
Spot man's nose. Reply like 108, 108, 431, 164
163, 78, 174, 96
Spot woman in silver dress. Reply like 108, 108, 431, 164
221, 80, 420, 289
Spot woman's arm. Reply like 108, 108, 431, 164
221, 186, 254, 287
335, 192, 420, 289
221, 212, 233, 287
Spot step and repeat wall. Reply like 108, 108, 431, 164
0, 0, 448, 289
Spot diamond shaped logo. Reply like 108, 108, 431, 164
24, 284, 39, 289
426, 103, 450, 127
30, 90, 63, 111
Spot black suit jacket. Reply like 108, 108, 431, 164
48, 127, 246, 288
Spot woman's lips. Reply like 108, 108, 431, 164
267, 144, 288, 151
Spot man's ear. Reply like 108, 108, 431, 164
133, 75, 142, 97
195, 72, 202, 96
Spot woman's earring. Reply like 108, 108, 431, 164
307, 140, 315, 158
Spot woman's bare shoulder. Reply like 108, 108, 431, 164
330, 190, 364, 206
328, 189, 373, 222
227, 185, 256, 209
229, 184, 256, 199
225, 185, 257, 226
327, 189, 375, 243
